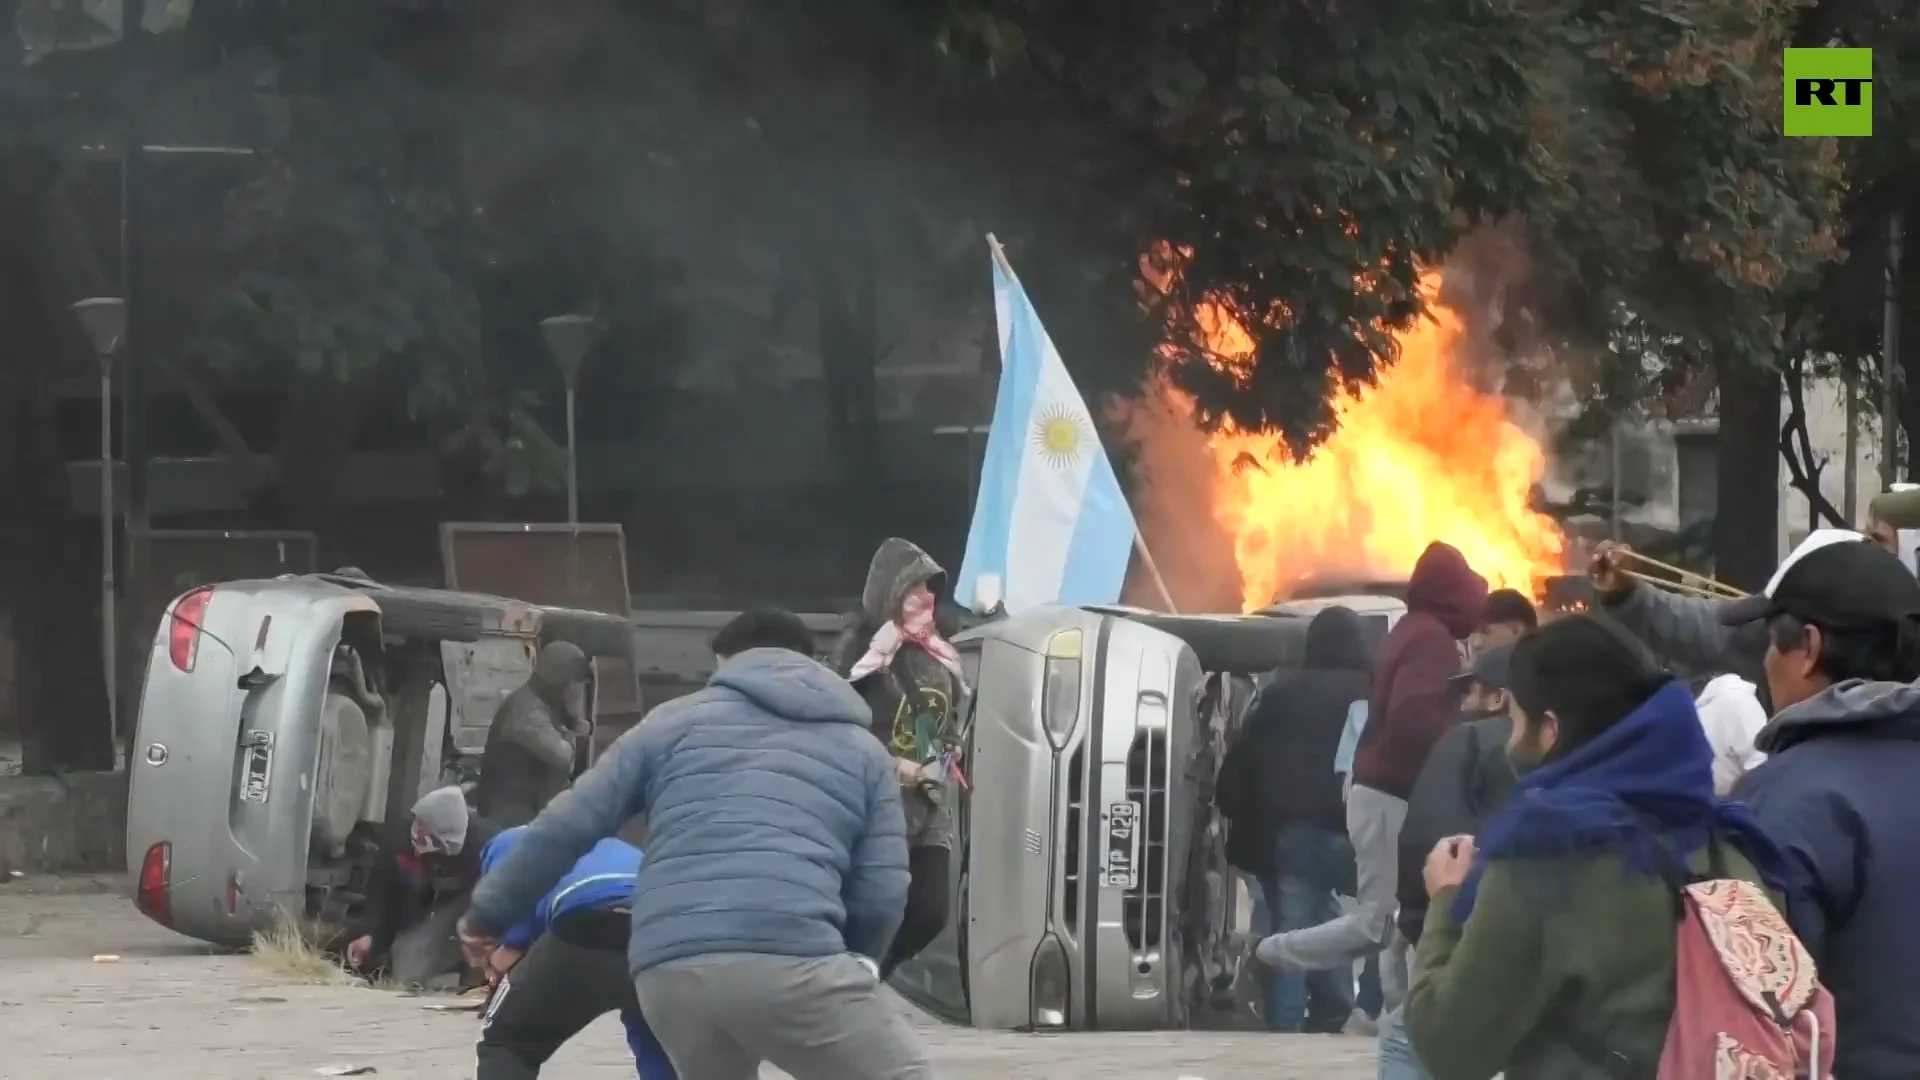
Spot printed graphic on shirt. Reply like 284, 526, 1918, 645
890, 684, 952, 762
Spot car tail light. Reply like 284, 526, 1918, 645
169, 587, 214, 671
1029, 933, 1070, 1029
136, 842, 172, 926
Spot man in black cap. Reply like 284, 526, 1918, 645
1376, 642, 1521, 1079
1728, 529, 1920, 1080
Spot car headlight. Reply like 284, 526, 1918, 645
1041, 630, 1083, 750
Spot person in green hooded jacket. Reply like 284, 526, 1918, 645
1407, 616, 1792, 1080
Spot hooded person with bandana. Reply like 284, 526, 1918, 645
833, 538, 971, 979
478, 641, 594, 828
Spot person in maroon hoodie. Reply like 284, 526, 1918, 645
1243, 541, 1487, 1030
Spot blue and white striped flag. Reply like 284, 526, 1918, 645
956, 242, 1138, 614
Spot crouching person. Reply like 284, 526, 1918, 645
475, 826, 674, 1080
458, 608, 930, 1080
342, 786, 500, 988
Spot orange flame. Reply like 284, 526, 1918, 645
1156, 272, 1565, 611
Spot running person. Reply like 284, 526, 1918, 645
475, 827, 675, 1080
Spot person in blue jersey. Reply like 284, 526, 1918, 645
475, 827, 675, 1080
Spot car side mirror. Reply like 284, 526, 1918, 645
970, 573, 1003, 616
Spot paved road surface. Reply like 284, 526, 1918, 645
0, 879, 1378, 1079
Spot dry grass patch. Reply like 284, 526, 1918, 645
249, 920, 349, 986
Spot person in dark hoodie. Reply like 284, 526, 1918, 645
477, 641, 594, 828
1246, 542, 1487, 1021
1345, 542, 1486, 1014
833, 537, 970, 979
1724, 529, 1920, 1080
1216, 606, 1373, 1033
1379, 642, 1519, 1080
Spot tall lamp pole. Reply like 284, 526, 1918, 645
73, 297, 127, 743
540, 314, 599, 604
539, 314, 599, 525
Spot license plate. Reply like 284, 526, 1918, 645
240, 731, 273, 802
1102, 800, 1142, 889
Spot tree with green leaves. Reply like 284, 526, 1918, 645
913, 0, 1845, 586
1778, 0, 1919, 527
0, 0, 1866, 768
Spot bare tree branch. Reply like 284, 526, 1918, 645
1780, 353, 1849, 528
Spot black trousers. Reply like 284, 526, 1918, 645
477, 910, 667, 1080
880, 845, 951, 978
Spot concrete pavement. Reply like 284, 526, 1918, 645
0, 879, 1378, 1079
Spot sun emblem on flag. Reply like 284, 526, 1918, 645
1032, 403, 1091, 468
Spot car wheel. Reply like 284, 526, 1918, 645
314, 693, 372, 856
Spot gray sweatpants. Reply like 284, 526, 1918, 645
1255, 783, 1407, 1001
634, 952, 933, 1080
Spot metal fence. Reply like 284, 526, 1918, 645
438, 522, 643, 724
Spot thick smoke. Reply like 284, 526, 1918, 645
1109, 388, 1243, 613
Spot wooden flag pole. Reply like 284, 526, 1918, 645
1132, 530, 1180, 614
987, 234, 1179, 614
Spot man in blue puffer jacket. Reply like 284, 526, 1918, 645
474, 827, 674, 1080
459, 608, 926, 1080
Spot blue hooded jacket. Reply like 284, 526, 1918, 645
466, 647, 910, 974
1736, 679, 1920, 1080
479, 828, 642, 950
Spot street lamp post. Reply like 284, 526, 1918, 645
540, 314, 599, 604
539, 314, 599, 526
72, 296, 127, 743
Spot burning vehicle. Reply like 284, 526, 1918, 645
895, 266, 1573, 1031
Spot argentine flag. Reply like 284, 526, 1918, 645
956, 243, 1138, 614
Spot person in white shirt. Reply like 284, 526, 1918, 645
1693, 673, 1768, 795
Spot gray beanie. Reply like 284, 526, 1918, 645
411, 785, 471, 854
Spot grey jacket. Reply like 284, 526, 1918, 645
465, 647, 911, 974
1598, 584, 1768, 688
